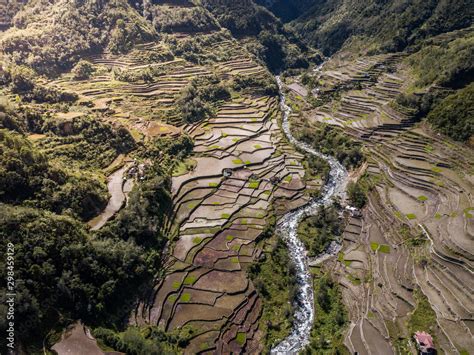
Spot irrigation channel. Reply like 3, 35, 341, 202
271, 77, 349, 354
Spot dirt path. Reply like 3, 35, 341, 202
88, 164, 130, 231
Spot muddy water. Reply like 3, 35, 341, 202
271, 77, 348, 354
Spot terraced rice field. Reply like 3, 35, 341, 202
32, 4, 472, 350
34, 16, 320, 351
75, 21, 315, 352
293, 53, 474, 354
131, 86, 317, 352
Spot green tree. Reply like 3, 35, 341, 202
72, 60, 95, 80
347, 181, 367, 209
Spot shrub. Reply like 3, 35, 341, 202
347, 181, 367, 209
176, 76, 230, 124
9, 65, 35, 93
296, 123, 364, 169
426, 83, 474, 142
298, 205, 343, 257
72, 60, 95, 80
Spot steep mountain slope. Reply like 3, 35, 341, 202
256, 0, 316, 22
1, 0, 472, 354
263, 0, 473, 55
201, 0, 321, 71
1, 0, 156, 74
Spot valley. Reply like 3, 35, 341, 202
0, 0, 472, 354
282, 42, 474, 353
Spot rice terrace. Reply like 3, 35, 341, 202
0, 0, 473, 354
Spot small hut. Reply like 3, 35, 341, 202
414, 331, 435, 354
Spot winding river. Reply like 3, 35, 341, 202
271, 77, 349, 354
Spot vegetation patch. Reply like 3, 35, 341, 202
172, 159, 196, 177
297, 206, 343, 257
417, 195, 428, 202
248, 237, 296, 351
248, 180, 260, 189
305, 274, 348, 353
408, 289, 438, 342
348, 274, 362, 286
176, 75, 231, 124
295, 122, 364, 169
235, 332, 246, 346
463, 207, 474, 218
93, 325, 194, 354
370, 242, 380, 252
370, 242, 390, 253
180, 293, 191, 303
406, 213, 417, 220
183, 276, 197, 286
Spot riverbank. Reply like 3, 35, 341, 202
271, 76, 348, 353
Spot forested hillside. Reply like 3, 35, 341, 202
263, 0, 473, 55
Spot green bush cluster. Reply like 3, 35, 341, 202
303, 274, 348, 354
150, 5, 219, 33
99, 174, 172, 249
248, 237, 297, 350
408, 32, 474, 89
176, 75, 231, 124
0, 205, 151, 350
426, 83, 474, 142
38, 116, 136, 169
6, 65, 78, 103
305, 154, 330, 183
347, 181, 368, 209
167, 31, 234, 64
231, 74, 279, 96
71, 60, 95, 80
396, 83, 473, 142
93, 325, 195, 354
297, 123, 364, 169
0, 130, 108, 220
298, 206, 343, 257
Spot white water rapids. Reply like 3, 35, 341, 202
271, 77, 348, 354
